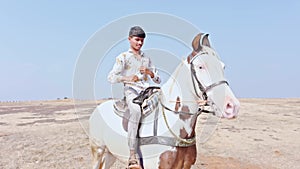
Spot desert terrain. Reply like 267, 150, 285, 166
0, 98, 299, 169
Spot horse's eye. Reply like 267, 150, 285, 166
199, 66, 203, 69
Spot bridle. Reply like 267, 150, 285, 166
158, 52, 229, 147
190, 52, 229, 108
160, 52, 230, 117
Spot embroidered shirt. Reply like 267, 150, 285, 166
107, 49, 161, 92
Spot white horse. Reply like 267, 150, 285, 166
89, 33, 240, 169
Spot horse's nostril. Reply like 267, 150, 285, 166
225, 102, 234, 114
227, 102, 233, 107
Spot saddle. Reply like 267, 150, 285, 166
133, 86, 161, 116
113, 87, 193, 147
114, 87, 161, 115
113, 86, 161, 132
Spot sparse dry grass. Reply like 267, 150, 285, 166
0, 98, 299, 168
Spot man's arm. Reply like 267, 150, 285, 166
107, 55, 125, 83
108, 54, 139, 83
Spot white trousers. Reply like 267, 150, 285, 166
124, 89, 142, 151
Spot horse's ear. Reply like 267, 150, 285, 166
202, 34, 211, 48
192, 33, 203, 52
189, 33, 203, 63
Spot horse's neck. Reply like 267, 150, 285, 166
161, 60, 198, 113
155, 61, 199, 139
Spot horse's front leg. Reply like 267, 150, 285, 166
183, 145, 197, 169
158, 150, 176, 169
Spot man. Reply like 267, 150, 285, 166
107, 26, 161, 168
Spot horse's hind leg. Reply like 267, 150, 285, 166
90, 140, 106, 169
90, 140, 116, 169
102, 150, 116, 169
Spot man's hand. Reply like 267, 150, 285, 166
121, 75, 139, 82
139, 66, 154, 78
139, 66, 147, 74
131, 75, 139, 82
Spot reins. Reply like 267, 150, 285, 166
160, 100, 196, 146
157, 92, 212, 147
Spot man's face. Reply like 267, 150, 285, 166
128, 36, 144, 51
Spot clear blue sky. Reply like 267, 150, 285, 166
1, 1, 299, 101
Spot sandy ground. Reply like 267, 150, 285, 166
0, 98, 299, 169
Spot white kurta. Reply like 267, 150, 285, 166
107, 49, 160, 92
107, 49, 161, 150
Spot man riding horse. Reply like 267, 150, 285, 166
107, 26, 161, 169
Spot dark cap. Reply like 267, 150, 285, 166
129, 26, 146, 38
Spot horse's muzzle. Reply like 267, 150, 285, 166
223, 98, 240, 118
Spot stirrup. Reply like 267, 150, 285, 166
127, 158, 140, 169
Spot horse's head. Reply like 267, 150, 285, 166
187, 33, 240, 118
